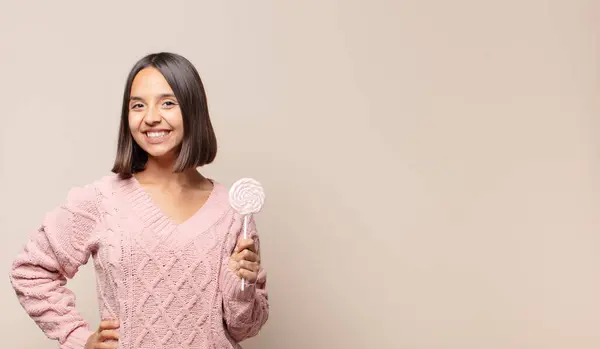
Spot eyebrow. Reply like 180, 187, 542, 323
129, 93, 177, 102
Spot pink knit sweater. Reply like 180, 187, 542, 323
9, 174, 269, 349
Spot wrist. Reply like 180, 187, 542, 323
223, 267, 256, 301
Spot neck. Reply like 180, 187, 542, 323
135, 155, 204, 188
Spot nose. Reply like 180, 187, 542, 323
144, 105, 161, 125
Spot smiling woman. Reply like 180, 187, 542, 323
8, 52, 269, 349
112, 53, 217, 177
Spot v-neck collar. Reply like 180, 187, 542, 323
117, 175, 230, 242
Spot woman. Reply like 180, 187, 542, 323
9, 52, 269, 349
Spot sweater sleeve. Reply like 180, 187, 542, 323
219, 214, 269, 342
8, 185, 100, 349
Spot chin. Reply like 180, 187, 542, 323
145, 146, 178, 159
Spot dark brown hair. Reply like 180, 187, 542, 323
111, 52, 217, 178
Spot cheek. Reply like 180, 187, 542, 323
164, 110, 184, 129
128, 114, 142, 133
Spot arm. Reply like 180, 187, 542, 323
8, 185, 100, 349
219, 215, 269, 342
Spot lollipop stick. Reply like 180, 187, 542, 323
241, 215, 248, 291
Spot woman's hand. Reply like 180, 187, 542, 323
229, 238, 260, 284
85, 319, 120, 349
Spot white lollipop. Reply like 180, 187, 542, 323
228, 178, 265, 290
229, 178, 265, 216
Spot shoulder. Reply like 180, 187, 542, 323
205, 179, 249, 230
207, 179, 235, 217
92, 173, 128, 192
84, 173, 138, 199
62, 174, 124, 211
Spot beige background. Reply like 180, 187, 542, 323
1, 1, 600, 348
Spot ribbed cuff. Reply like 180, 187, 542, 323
222, 267, 256, 301
60, 326, 93, 349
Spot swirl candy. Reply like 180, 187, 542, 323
228, 178, 265, 216
228, 178, 265, 290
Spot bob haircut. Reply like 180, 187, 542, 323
111, 52, 217, 178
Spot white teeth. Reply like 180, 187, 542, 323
147, 131, 169, 138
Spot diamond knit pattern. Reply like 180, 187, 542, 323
9, 174, 269, 349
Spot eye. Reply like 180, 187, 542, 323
130, 103, 144, 110
163, 100, 178, 107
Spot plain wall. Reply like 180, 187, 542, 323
1, 1, 600, 348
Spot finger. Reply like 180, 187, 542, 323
239, 260, 260, 272
98, 319, 120, 331
233, 249, 259, 263
237, 269, 258, 283
234, 239, 256, 253
95, 342, 119, 349
99, 329, 120, 341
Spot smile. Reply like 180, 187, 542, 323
144, 130, 171, 144
146, 131, 170, 138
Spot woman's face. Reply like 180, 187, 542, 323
128, 67, 184, 160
